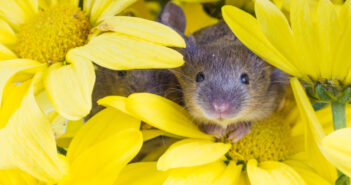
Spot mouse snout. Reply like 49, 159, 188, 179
212, 99, 230, 114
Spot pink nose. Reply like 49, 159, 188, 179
212, 100, 230, 113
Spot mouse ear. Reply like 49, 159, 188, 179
160, 2, 186, 34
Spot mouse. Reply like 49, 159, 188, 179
89, 65, 182, 118
161, 2, 288, 142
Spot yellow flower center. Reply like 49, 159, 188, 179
229, 113, 295, 164
16, 5, 90, 64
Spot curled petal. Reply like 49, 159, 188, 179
322, 128, 351, 178
126, 93, 212, 139
44, 51, 95, 120
0, 59, 45, 113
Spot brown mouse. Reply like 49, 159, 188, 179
161, 2, 288, 142
89, 65, 182, 118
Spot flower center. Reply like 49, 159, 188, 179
16, 5, 90, 64
228, 112, 295, 164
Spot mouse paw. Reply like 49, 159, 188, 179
228, 122, 252, 143
202, 124, 226, 138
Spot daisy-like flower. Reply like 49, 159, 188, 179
0, 0, 185, 120
0, 77, 148, 184
0, 0, 185, 180
222, 0, 351, 84
100, 93, 332, 185
222, 0, 351, 180
291, 78, 351, 181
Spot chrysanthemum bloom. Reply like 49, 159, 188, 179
100, 93, 332, 185
0, 0, 185, 120
0, 0, 185, 180
222, 0, 351, 180
0, 88, 148, 184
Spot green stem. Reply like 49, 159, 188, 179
331, 102, 349, 185
331, 102, 347, 130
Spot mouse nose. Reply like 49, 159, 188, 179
212, 100, 230, 113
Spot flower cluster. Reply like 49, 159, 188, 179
0, 0, 350, 185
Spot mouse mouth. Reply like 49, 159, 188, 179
201, 110, 240, 124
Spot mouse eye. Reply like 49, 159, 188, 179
240, 73, 249, 85
196, 72, 205, 82
117, 70, 127, 77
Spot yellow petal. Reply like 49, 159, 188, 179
0, 19, 16, 46
63, 129, 143, 185
284, 160, 332, 185
290, 0, 319, 80
0, 1, 32, 28
44, 51, 95, 120
290, 78, 337, 182
0, 59, 45, 107
255, 0, 301, 75
322, 128, 351, 178
95, 0, 138, 24
336, 2, 351, 83
126, 93, 212, 139
213, 161, 242, 185
66, 107, 140, 164
115, 162, 168, 185
247, 159, 305, 185
315, 0, 340, 80
0, 73, 67, 183
97, 96, 129, 115
87, 0, 137, 26
0, 169, 41, 185
75, 33, 184, 70
163, 162, 232, 185
98, 16, 185, 47
157, 139, 230, 171
222, 5, 299, 76
0, 44, 16, 60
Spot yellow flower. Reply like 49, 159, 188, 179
0, 90, 148, 184
101, 93, 332, 185
222, 0, 351, 84
223, 0, 351, 179
0, 0, 185, 120
0, 0, 185, 180
291, 77, 351, 179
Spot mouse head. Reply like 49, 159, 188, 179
161, 3, 285, 126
